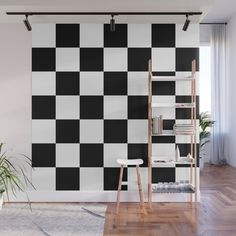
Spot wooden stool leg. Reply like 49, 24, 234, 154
136, 165, 146, 214
116, 165, 124, 214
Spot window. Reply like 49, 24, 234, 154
200, 45, 211, 113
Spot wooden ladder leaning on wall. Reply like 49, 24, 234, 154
147, 59, 198, 209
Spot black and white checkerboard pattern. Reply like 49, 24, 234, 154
32, 23, 199, 192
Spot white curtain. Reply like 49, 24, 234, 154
210, 24, 228, 165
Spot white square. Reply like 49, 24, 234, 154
128, 167, 148, 192
152, 48, 175, 71
80, 120, 103, 143
80, 24, 103, 47
175, 167, 191, 182
128, 72, 148, 95
152, 95, 175, 104
152, 96, 175, 119
56, 48, 80, 71
80, 168, 103, 191
56, 96, 79, 119
128, 120, 148, 143
104, 96, 127, 119
152, 108, 175, 120
175, 72, 199, 96
32, 72, 55, 95
32, 24, 55, 47
175, 135, 192, 144
56, 144, 79, 167
152, 144, 175, 161
104, 144, 127, 167
128, 24, 151, 47
176, 24, 199, 48
104, 48, 127, 71
32, 168, 55, 190
32, 120, 55, 143
80, 72, 103, 95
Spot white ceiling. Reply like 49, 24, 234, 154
202, 0, 236, 22
0, 0, 235, 24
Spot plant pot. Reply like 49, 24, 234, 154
200, 158, 205, 171
0, 194, 3, 210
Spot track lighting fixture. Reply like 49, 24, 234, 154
23, 15, 32, 31
182, 14, 190, 31
110, 14, 115, 32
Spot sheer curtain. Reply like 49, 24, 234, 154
210, 24, 228, 165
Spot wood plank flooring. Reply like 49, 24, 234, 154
104, 164, 236, 236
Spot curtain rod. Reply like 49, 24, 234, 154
6, 12, 202, 16
200, 23, 227, 25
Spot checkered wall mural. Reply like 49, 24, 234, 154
32, 23, 199, 192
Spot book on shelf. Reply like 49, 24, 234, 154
173, 124, 195, 134
152, 115, 163, 134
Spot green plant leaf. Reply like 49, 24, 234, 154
0, 143, 35, 206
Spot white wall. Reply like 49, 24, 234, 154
200, 24, 212, 44
227, 13, 236, 167
0, 24, 31, 157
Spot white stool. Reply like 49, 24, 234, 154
116, 158, 146, 214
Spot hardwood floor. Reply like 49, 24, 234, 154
104, 164, 236, 236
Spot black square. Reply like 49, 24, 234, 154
152, 168, 175, 183
104, 120, 127, 143
32, 48, 55, 71
104, 72, 127, 95
56, 24, 79, 47
176, 96, 199, 119
104, 168, 127, 190
176, 144, 199, 158
80, 48, 103, 71
128, 48, 151, 71
176, 144, 199, 167
32, 96, 55, 119
104, 24, 127, 47
176, 48, 199, 71
80, 96, 103, 119
163, 119, 175, 130
152, 72, 175, 76
152, 136, 175, 143
56, 120, 79, 143
152, 81, 175, 95
128, 144, 148, 167
152, 24, 175, 47
56, 72, 79, 95
32, 144, 55, 167
56, 168, 79, 190
80, 144, 103, 167
176, 108, 192, 119
128, 96, 148, 119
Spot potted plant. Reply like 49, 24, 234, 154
199, 112, 215, 170
0, 143, 34, 209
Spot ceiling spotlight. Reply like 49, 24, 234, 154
23, 15, 32, 31
182, 14, 190, 31
110, 14, 115, 32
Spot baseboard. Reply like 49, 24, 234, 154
6, 191, 201, 203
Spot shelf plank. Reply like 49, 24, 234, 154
152, 131, 195, 136
152, 76, 194, 81
151, 103, 195, 108
152, 188, 195, 194
152, 160, 194, 166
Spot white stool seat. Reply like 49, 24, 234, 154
117, 158, 143, 166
